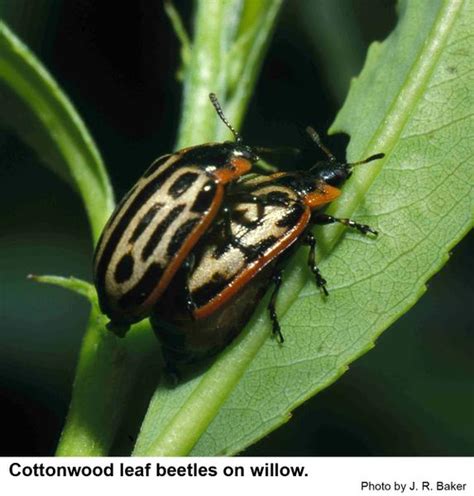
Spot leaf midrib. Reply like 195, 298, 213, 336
329, 0, 464, 232
138, 0, 464, 457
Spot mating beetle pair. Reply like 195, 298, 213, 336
93, 94, 384, 366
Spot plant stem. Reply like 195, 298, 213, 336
175, 0, 230, 148
133, 0, 284, 456
56, 0, 284, 457
56, 312, 159, 456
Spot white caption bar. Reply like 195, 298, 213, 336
1, 457, 471, 496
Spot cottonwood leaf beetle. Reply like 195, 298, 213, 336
152, 129, 384, 367
93, 94, 259, 335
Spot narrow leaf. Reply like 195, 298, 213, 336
28, 274, 96, 301
0, 21, 114, 243
135, 0, 473, 456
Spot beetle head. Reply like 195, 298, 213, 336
306, 126, 384, 186
232, 143, 260, 164
310, 159, 352, 187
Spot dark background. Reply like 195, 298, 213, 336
1, 0, 472, 456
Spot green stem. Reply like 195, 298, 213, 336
26, 276, 158, 457
217, 0, 284, 138
175, 0, 231, 148
56, 314, 159, 456
133, 0, 284, 456
176, 0, 283, 147
0, 22, 141, 455
56, 307, 126, 456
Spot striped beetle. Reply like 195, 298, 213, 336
152, 128, 384, 366
94, 94, 259, 334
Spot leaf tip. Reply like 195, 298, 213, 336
27, 273, 52, 284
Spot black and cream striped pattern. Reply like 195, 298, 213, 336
93, 142, 253, 326
185, 175, 311, 315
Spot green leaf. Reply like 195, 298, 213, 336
0, 21, 154, 455
134, 0, 473, 456
0, 21, 114, 243
39, 0, 284, 456
28, 274, 97, 301
133, 0, 284, 456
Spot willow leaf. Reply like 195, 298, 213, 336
134, 0, 472, 456
0, 21, 114, 243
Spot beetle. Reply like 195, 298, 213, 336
93, 94, 259, 335
152, 128, 384, 366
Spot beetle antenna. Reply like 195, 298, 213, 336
306, 126, 385, 168
306, 126, 336, 162
347, 152, 385, 167
209, 93, 242, 143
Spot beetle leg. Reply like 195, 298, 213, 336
269, 268, 285, 343
314, 213, 378, 236
304, 231, 329, 296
